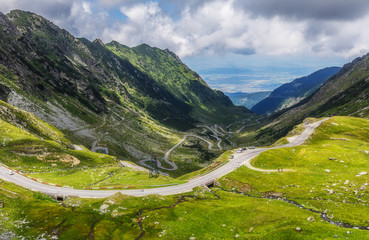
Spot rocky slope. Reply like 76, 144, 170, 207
251, 67, 340, 115
0, 10, 252, 164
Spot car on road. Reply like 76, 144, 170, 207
230, 155, 234, 159
236, 149, 242, 153
7, 170, 14, 175
242, 147, 247, 150
248, 146, 255, 149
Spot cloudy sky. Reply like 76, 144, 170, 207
1, 0, 369, 92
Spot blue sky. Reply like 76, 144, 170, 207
184, 54, 347, 92
1, 0, 369, 92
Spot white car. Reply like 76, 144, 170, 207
236, 149, 242, 153
7, 170, 14, 175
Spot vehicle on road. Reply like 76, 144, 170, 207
230, 155, 234, 159
7, 170, 14, 175
242, 147, 247, 150
236, 149, 242, 153
248, 146, 255, 149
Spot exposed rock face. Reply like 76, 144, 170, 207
0, 10, 251, 131
0, 83, 10, 101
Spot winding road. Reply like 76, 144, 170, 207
139, 134, 222, 171
0, 118, 328, 198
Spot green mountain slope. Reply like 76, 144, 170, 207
251, 67, 340, 115
106, 41, 250, 123
0, 99, 181, 189
0, 10, 253, 168
225, 91, 271, 109
257, 53, 369, 143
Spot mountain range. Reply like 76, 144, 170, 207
1, 9, 369, 240
256, 53, 369, 143
251, 67, 341, 115
0, 10, 252, 164
225, 91, 271, 109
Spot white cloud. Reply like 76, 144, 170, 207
1, 0, 369, 59
99, 0, 369, 59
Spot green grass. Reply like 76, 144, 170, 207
2, 115, 369, 239
0, 181, 175, 239
140, 189, 369, 239
29, 166, 185, 189
0, 100, 72, 147
220, 116, 369, 227
179, 150, 233, 180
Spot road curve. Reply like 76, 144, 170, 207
140, 134, 222, 171
0, 118, 328, 198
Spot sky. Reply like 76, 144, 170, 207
1, 0, 369, 92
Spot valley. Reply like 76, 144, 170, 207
1, 116, 369, 239
0, 8, 368, 240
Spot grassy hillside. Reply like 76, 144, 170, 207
106, 41, 252, 124
1, 117, 369, 239
221, 116, 369, 232
0, 101, 184, 189
256, 54, 369, 144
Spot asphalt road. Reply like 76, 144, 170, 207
139, 134, 223, 172
0, 118, 328, 198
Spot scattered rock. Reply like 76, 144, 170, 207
189, 237, 196, 240
327, 189, 334, 195
307, 216, 315, 222
249, 227, 253, 232
328, 157, 337, 160
262, 191, 282, 198
99, 204, 109, 214
356, 172, 368, 177
344, 180, 350, 185
296, 227, 301, 232
325, 169, 331, 173
334, 235, 338, 238
347, 231, 351, 234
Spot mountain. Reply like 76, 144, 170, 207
256, 53, 369, 143
106, 42, 248, 123
0, 10, 252, 165
251, 67, 341, 115
225, 91, 271, 109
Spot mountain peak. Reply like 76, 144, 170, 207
164, 48, 183, 64
93, 38, 105, 47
